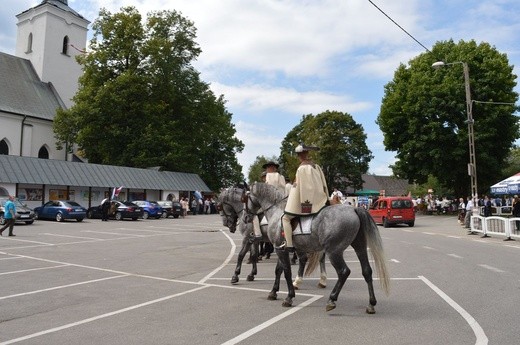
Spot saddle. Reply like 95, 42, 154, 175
290, 215, 313, 235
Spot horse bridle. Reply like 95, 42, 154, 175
242, 188, 287, 223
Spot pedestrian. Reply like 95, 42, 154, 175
457, 197, 466, 225
180, 197, 188, 218
281, 143, 328, 251
483, 195, 492, 217
512, 196, 520, 231
0, 195, 17, 237
101, 197, 110, 221
464, 196, 474, 229
190, 197, 198, 215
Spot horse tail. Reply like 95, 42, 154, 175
355, 207, 391, 295
304, 251, 322, 276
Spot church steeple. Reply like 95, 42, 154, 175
15, 0, 90, 108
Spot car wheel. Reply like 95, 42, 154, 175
87, 210, 94, 219
173, 215, 179, 219
77, 218, 84, 222
115, 212, 122, 221
25, 220, 34, 225
383, 218, 390, 228
132, 217, 138, 221
56, 213, 63, 222
161, 212, 167, 218
0, 214, 5, 225
142, 211, 149, 219
408, 221, 415, 227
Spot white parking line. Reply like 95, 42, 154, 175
0, 275, 127, 301
478, 264, 505, 273
82, 230, 146, 237
41, 233, 103, 240
198, 230, 236, 284
0, 285, 210, 345
221, 295, 323, 345
419, 276, 488, 345
0, 264, 69, 276
447, 254, 463, 259
422, 246, 435, 250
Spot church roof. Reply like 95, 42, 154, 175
0, 155, 212, 192
19, 0, 87, 21
0, 52, 64, 121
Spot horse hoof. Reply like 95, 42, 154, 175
317, 283, 326, 289
247, 275, 255, 281
231, 276, 239, 285
267, 292, 277, 300
293, 285, 299, 290
366, 305, 376, 314
326, 302, 336, 312
282, 299, 293, 307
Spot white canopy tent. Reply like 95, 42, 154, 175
490, 172, 520, 195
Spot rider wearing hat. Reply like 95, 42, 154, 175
262, 161, 286, 193
280, 144, 329, 251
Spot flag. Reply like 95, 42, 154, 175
111, 186, 123, 199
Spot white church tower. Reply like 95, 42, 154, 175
14, 0, 90, 109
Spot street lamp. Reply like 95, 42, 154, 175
432, 61, 478, 210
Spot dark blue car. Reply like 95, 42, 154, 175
132, 200, 163, 219
34, 200, 87, 222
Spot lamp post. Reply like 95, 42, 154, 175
432, 61, 478, 209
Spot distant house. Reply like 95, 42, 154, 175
346, 174, 413, 197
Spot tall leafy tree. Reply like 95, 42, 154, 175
53, 7, 244, 191
377, 39, 518, 197
280, 111, 372, 191
247, 155, 280, 184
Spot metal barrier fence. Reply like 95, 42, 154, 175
469, 215, 520, 240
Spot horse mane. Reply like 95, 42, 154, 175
252, 182, 285, 204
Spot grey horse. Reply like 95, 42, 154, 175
217, 186, 327, 288
245, 182, 390, 313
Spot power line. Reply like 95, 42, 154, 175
367, 0, 432, 54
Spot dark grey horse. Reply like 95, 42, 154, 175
217, 186, 327, 288
246, 182, 390, 313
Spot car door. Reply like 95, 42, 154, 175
370, 200, 383, 223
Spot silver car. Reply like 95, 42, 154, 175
0, 197, 36, 225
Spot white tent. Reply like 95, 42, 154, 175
490, 172, 520, 195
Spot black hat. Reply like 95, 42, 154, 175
262, 161, 279, 169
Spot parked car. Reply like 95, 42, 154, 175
34, 200, 87, 222
0, 197, 36, 225
132, 200, 163, 219
157, 200, 181, 218
87, 201, 143, 221
369, 196, 415, 228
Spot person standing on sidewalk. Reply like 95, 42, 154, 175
464, 196, 474, 229
0, 195, 17, 237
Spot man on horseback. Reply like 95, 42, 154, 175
252, 161, 286, 239
280, 144, 329, 251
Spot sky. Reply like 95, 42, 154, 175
1, 0, 520, 178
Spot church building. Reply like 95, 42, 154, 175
0, 0, 211, 207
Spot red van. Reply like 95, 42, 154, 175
369, 197, 415, 228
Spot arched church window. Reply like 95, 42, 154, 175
0, 140, 8, 155
62, 36, 69, 55
38, 146, 49, 159
27, 33, 33, 53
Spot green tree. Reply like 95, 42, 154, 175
280, 111, 372, 191
53, 7, 244, 191
377, 39, 518, 197
501, 146, 520, 179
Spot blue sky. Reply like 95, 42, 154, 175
2, 0, 520, 177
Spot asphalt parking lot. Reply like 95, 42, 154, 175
1, 213, 515, 344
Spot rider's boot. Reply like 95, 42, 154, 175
280, 215, 295, 252
252, 215, 262, 239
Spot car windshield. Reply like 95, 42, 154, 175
391, 200, 412, 209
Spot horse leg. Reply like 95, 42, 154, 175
293, 251, 308, 290
247, 238, 260, 281
232, 237, 251, 284
268, 258, 284, 300
318, 252, 327, 288
351, 233, 377, 314
278, 249, 295, 307
326, 251, 351, 312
